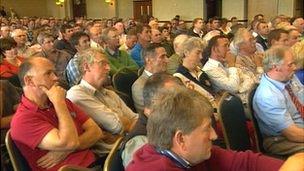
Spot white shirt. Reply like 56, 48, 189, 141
67, 79, 138, 134
203, 58, 255, 103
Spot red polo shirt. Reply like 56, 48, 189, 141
11, 95, 95, 171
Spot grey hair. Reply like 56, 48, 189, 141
37, 32, 53, 45
78, 48, 104, 75
101, 27, 117, 42
181, 37, 206, 58
173, 34, 189, 56
233, 28, 249, 53
263, 46, 290, 72
147, 88, 213, 150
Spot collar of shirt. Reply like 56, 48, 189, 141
193, 29, 204, 37
207, 58, 225, 68
144, 70, 153, 77
260, 35, 267, 40
90, 40, 99, 48
263, 74, 290, 91
79, 79, 107, 96
20, 95, 52, 112
106, 48, 120, 57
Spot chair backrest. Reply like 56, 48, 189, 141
58, 165, 91, 171
103, 137, 124, 171
112, 68, 138, 112
218, 92, 251, 151
247, 84, 265, 152
5, 130, 31, 171
137, 66, 144, 76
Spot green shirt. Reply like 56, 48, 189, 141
105, 49, 139, 76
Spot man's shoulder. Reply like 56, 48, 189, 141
132, 74, 148, 89
67, 85, 90, 100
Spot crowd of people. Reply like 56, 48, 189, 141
0, 12, 303, 171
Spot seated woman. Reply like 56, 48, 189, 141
173, 37, 217, 108
0, 38, 24, 87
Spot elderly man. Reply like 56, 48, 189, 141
131, 24, 151, 67
253, 46, 304, 156
113, 19, 126, 45
11, 28, 31, 57
132, 43, 169, 114
0, 25, 10, 38
102, 27, 138, 76
292, 17, 304, 36
151, 28, 174, 57
10, 57, 102, 170
32, 32, 72, 87
234, 28, 264, 79
88, 25, 104, 51
121, 73, 184, 167
203, 35, 255, 105
67, 48, 138, 142
127, 88, 284, 171
119, 28, 138, 54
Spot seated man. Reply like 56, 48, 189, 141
65, 31, 91, 87
53, 24, 76, 56
119, 28, 138, 55
253, 46, 304, 156
102, 27, 138, 76
203, 35, 256, 108
131, 24, 151, 67
127, 88, 284, 171
234, 28, 264, 79
121, 72, 184, 167
132, 43, 168, 114
66, 49, 138, 155
10, 57, 102, 170
32, 32, 72, 88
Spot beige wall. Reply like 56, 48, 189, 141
222, 0, 246, 20
117, 0, 133, 19
152, 0, 204, 21
2, 0, 47, 17
248, 0, 278, 21
46, 0, 69, 19
1, 0, 299, 20
278, 0, 295, 17
86, 0, 116, 19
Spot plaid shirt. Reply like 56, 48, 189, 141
66, 53, 81, 87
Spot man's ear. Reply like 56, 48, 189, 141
83, 62, 90, 72
173, 130, 187, 151
184, 50, 189, 57
24, 75, 33, 86
211, 46, 217, 54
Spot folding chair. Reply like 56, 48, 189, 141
103, 137, 124, 171
112, 68, 138, 112
5, 130, 30, 171
218, 92, 251, 151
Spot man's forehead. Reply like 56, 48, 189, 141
29, 58, 54, 73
